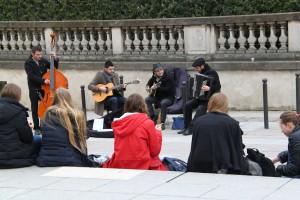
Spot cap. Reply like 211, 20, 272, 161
153, 63, 163, 71
192, 58, 205, 67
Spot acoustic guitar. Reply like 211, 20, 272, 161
93, 79, 140, 102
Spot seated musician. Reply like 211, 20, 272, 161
145, 63, 175, 130
88, 61, 127, 116
178, 58, 221, 136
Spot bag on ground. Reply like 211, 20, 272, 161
162, 157, 187, 172
172, 116, 184, 130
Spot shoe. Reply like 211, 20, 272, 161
183, 129, 192, 136
177, 129, 186, 134
34, 129, 42, 135
161, 123, 165, 130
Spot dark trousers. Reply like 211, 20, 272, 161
145, 96, 173, 123
183, 98, 208, 130
29, 89, 41, 130
104, 94, 126, 112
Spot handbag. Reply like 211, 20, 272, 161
172, 116, 184, 130
162, 157, 187, 172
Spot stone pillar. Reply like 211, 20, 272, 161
288, 21, 300, 52
111, 27, 124, 54
184, 25, 210, 54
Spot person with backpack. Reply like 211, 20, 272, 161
145, 63, 175, 130
177, 58, 221, 136
272, 111, 300, 177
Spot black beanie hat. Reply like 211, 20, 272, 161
192, 58, 205, 67
153, 63, 163, 71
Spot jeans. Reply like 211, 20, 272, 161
145, 96, 173, 123
104, 95, 126, 112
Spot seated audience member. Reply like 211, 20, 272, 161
272, 111, 300, 177
0, 83, 40, 168
103, 93, 167, 170
187, 93, 248, 174
36, 88, 88, 167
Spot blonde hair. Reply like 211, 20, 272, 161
280, 111, 300, 126
0, 83, 21, 102
207, 93, 228, 114
42, 88, 87, 155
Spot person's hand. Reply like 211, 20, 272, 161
44, 79, 50, 84
155, 123, 163, 130
272, 156, 280, 164
50, 51, 57, 59
201, 85, 210, 91
123, 83, 127, 89
151, 83, 158, 90
98, 87, 107, 92
28, 120, 34, 128
146, 86, 151, 93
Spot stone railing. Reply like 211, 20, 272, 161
0, 12, 300, 59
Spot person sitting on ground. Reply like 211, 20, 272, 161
36, 88, 88, 167
0, 83, 41, 168
187, 93, 249, 174
145, 63, 175, 130
103, 93, 167, 170
272, 111, 300, 177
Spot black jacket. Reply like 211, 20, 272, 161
36, 112, 87, 167
24, 55, 59, 89
0, 97, 36, 168
200, 64, 221, 98
276, 126, 300, 177
187, 112, 248, 174
146, 70, 175, 102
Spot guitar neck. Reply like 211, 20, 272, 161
107, 82, 132, 92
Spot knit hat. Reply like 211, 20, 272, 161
153, 63, 163, 71
192, 58, 205, 67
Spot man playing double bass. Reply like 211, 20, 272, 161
24, 46, 59, 135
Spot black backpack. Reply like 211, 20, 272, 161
162, 157, 187, 172
246, 148, 277, 177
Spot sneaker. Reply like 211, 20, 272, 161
161, 123, 165, 130
34, 129, 42, 135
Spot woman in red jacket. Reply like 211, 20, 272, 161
103, 93, 166, 170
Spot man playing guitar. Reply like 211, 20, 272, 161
88, 61, 127, 116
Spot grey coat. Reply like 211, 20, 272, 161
88, 71, 122, 116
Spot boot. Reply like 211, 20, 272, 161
183, 128, 192, 136
177, 129, 187, 134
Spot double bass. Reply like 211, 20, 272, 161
38, 32, 68, 119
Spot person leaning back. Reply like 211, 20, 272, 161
88, 61, 127, 116
24, 46, 59, 135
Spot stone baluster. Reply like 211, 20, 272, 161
2, 30, 10, 52
104, 28, 112, 54
96, 29, 105, 54
278, 22, 288, 52
236, 24, 246, 54
65, 29, 74, 54
88, 28, 97, 55
226, 24, 236, 53
17, 29, 25, 53
176, 26, 184, 54
0, 31, 2, 51
38, 29, 46, 52
123, 28, 133, 54
80, 29, 89, 55
141, 27, 150, 54
267, 22, 278, 53
73, 29, 81, 54
57, 29, 66, 54
217, 24, 226, 53
257, 23, 267, 53
246, 23, 256, 53
166, 26, 176, 54
23, 30, 32, 52
9, 29, 17, 52
158, 27, 167, 54
149, 27, 158, 54
132, 27, 141, 54
31, 29, 39, 47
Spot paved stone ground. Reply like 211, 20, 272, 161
1, 110, 299, 200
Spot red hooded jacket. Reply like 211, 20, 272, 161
103, 113, 167, 170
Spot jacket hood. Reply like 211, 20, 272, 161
0, 97, 28, 124
111, 113, 149, 137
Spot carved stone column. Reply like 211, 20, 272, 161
217, 24, 226, 53
257, 23, 267, 53
132, 27, 141, 55
149, 27, 158, 54
246, 23, 256, 53
226, 24, 236, 53
96, 29, 105, 54
166, 26, 176, 54
141, 27, 150, 54
88, 28, 97, 55
236, 24, 246, 54
80, 29, 89, 55
278, 22, 288, 52
104, 28, 112, 54
176, 26, 184, 54
123, 28, 133, 54
267, 23, 278, 53
57, 29, 66, 54
158, 27, 167, 54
